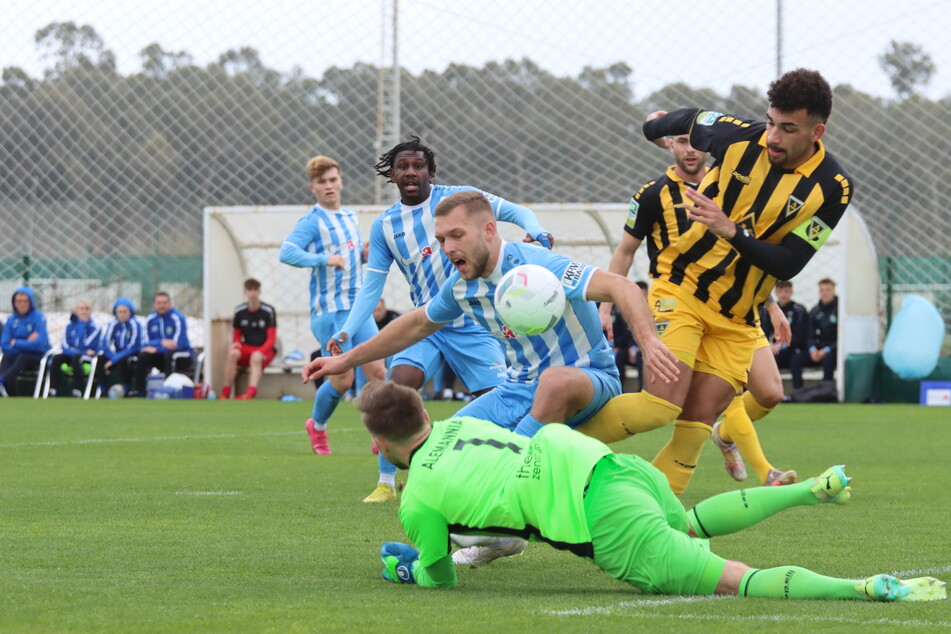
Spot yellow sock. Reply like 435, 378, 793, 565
576, 392, 681, 444
743, 390, 774, 422
651, 419, 712, 494
721, 394, 773, 484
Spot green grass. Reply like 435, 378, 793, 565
1, 398, 949, 632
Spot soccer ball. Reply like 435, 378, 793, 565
494, 264, 566, 335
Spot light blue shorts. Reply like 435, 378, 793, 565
390, 322, 506, 393
311, 309, 379, 354
455, 366, 621, 430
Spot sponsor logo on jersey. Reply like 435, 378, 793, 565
625, 197, 639, 229
654, 297, 676, 313
730, 169, 751, 185
394, 231, 405, 238
656, 321, 670, 337
501, 325, 517, 339
346, 240, 355, 250
696, 111, 725, 126
561, 262, 585, 289
398, 239, 441, 267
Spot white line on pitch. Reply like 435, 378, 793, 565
542, 605, 950, 628
891, 564, 951, 577
174, 491, 243, 496
543, 595, 717, 615
0, 428, 364, 448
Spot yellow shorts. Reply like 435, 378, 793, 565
649, 279, 760, 389
754, 326, 769, 350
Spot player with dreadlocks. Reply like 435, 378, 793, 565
326, 137, 554, 522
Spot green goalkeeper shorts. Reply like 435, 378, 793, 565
584, 454, 726, 595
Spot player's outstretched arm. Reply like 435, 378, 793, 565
307, 307, 445, 384
586, 270, 679, 384
330, 269, 388, 352
491, 195, 553, 248
683, 187, 845, 280
599, 232, 644, 338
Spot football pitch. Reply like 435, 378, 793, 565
1, 398, 949, 632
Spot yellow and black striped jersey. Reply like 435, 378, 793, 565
647, 108, 852, 326
624, 166, 697, 279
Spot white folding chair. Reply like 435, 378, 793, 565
83, 355, 101, 400
193, 350, 206, 385
34, 348, 59, 399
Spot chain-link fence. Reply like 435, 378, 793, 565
1, 1, 949, 347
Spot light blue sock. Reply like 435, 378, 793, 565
514, 413, 545, 437
379, 452, 398, 475
312, 381, 343, 427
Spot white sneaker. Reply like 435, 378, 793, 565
452, 537, 527, 566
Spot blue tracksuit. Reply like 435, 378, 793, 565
62, 313, 104, 356
144, 307, 192, 358
102, 298, 144, 363
1, 286, 50, 356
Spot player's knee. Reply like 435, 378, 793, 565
365, 361, 386, 382
536, 366, 578, 394
389, 364, 424, 390
753, 387, 783, 409
331, 371, 355, 392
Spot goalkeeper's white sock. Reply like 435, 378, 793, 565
379, 473, 396, 487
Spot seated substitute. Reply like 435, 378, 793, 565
49, 299, 104, 397
763, 280, 809, 389
102, 298, 145, 395
795, 277, 839, 386
359, 380, 945, 602
134, 291, 193, 396
220, 278, 277, 400
0, 286, 51, 397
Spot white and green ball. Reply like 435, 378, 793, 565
494, 264, 566, 335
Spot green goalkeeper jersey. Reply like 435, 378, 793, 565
400, 417, 611, 588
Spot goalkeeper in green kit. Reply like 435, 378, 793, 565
357, 380, 945, 601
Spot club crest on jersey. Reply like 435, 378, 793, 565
561, 262, 585, 289
783, 195, 805, 222
501, 325, 517, 339
696, 111, 724, 126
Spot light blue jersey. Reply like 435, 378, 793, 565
366, 185, 542, 329
425, 241, 618, 383
280, 204, 364, 315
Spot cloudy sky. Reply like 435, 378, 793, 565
4, 0, 949, 100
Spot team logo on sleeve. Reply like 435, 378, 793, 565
625, 198, 639, 229
560, 262, 586, 289
696, 111, 725, 126
791, 216, 832, 251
